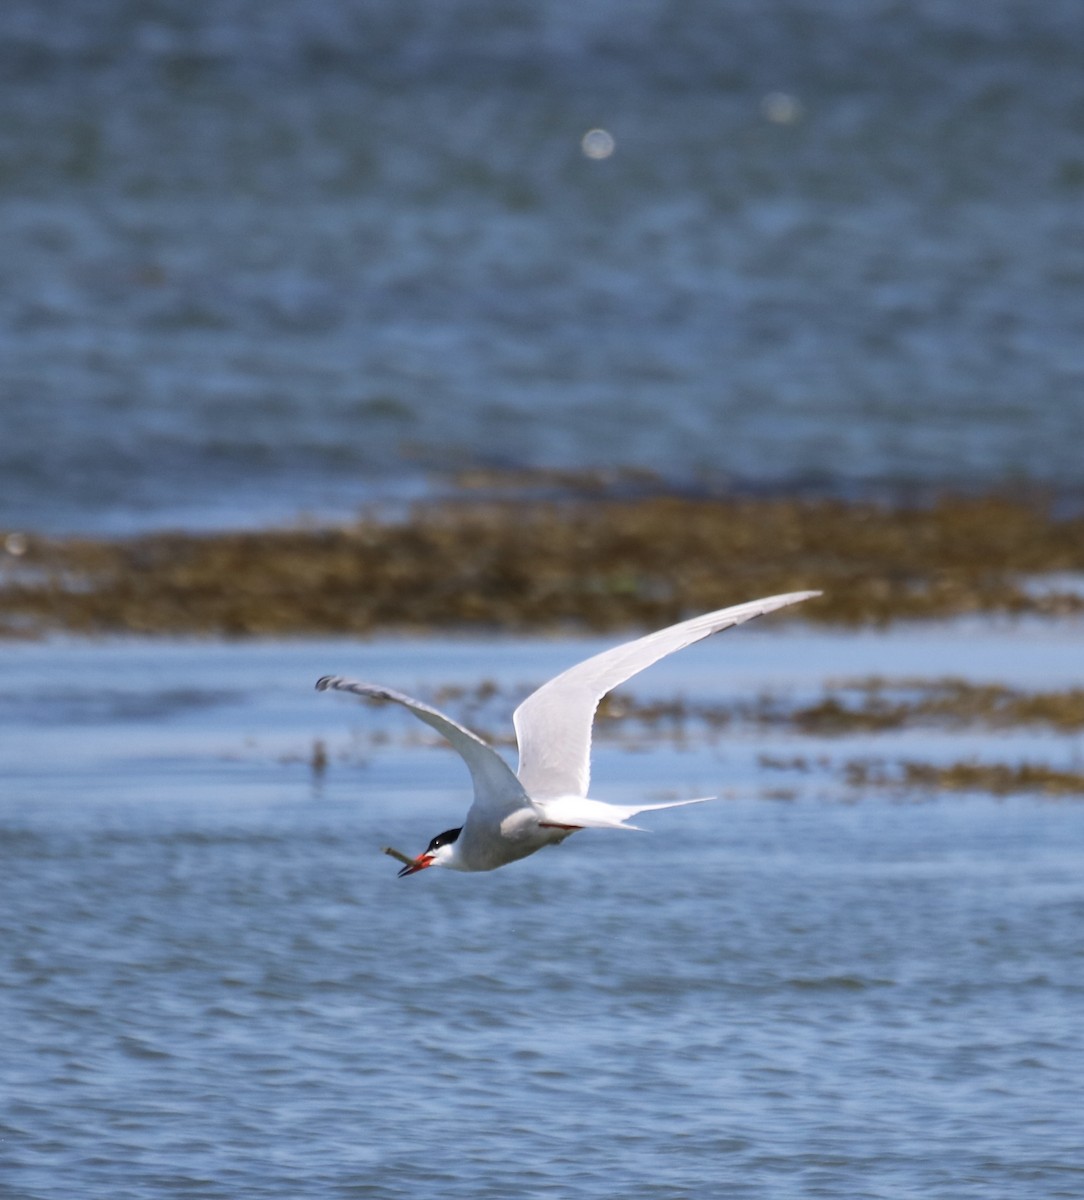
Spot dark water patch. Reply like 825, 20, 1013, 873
783, 974, 894, 992
0, 685, 243, 726
117, 1035, 174, 1063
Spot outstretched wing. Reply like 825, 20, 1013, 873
316, 676, 529, 823
512, 590, 821, 799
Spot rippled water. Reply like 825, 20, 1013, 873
3, 626, 1084, 1197
4, 1, 1084, 532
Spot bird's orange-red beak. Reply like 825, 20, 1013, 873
397, 853, 434, 878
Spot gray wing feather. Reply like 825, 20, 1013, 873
315, 676, 529, 822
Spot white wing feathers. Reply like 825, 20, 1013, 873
316, 591, 820, 828
314, 677, 528, 821
512, 590, 820, 799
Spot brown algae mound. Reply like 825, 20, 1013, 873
844, 759, 1084, 797
3, 492, 1084, 637
785, 679, 1084, 734
377, 678, 1084, 746
625, 678, 1084, 736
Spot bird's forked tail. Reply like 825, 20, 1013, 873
535, 794, 714, 832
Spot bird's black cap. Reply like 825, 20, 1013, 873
425, 827, 462, 853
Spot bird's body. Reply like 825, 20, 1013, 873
317, 590, 819, 875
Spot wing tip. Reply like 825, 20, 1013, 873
772, 589, 822, 606
316, 676, 386, 700
750, 589, 822, 617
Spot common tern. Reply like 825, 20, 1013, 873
316, 590, 819, 875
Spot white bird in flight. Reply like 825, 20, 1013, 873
316, 590, 819, 875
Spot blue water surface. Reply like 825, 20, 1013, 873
2, 627, 1084, 1198
3, 0, 1084, 531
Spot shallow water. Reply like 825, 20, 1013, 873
4, 1, 1084, 532
3, 624, 1084, 1197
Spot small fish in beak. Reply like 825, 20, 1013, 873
383, 845, 432, 877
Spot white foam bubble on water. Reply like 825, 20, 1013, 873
581, 128, 616, 159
